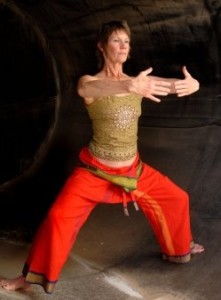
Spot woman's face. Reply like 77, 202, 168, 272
100, 29, 130, 64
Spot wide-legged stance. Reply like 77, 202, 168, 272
22, 147, 192, 293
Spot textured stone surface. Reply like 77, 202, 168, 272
0, 0, 220, 191
0, 2, 221, 299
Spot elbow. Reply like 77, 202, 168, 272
77, 82, 86, 98
77, 86, 84, 97
195, 80, 200, 92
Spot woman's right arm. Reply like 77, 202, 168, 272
77, 75, 132, 102
77, 68, 171, 104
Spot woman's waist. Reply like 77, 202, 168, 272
79, 146, 140, 175
92, 154, 136, 168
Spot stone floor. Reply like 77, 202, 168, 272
0, 203, 218, 300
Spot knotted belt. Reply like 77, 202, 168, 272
83, 159, 143, 216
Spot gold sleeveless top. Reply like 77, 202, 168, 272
86, 94, 142, 161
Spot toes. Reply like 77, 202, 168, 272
191, 244, 204, 254
0, 279, 5, 286
0, 280, 8, 289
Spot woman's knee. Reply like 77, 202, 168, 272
47, 202, 65, 221
181, 189, 189, 203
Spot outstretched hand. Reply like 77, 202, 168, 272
174, 66, 199, 97
131, 67, 171, 102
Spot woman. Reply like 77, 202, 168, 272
0, 20, 204, 294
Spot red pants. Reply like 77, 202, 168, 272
23, 147, 192, 293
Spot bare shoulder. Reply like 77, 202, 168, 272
81, 74, 97, 81
77, 74, 97, 87
77, 74, 101, 105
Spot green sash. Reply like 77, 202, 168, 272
84, 160, 143, 192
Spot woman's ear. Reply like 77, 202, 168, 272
97, 42, 103, 52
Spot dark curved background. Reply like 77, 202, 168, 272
1, 0, 221, 235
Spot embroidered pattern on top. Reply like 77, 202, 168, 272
113, 105, 138, 130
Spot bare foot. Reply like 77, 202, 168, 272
0, 276, 30, 291
162, 243, 204, 263
191, 243, 204, 254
